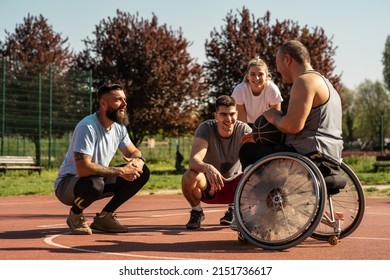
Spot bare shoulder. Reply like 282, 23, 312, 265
294, 72, 328, 105
291, 75, 313, 97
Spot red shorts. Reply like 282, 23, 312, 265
200, 173, 243, 204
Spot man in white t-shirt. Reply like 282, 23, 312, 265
54, 83, 150, 235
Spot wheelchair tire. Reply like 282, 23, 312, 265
312, 162, 365, 240
234, 152, 327, 250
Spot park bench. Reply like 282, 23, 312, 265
373, 156, 390, 172
0, 156, 43, 175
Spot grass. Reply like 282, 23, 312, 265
0, 156, 389, 198
0, 160, 184, 197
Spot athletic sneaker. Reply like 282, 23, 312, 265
220, 205, 234, 225
185, 210, 205, 230
66, 211, 92, 235
90, 213, 128, 233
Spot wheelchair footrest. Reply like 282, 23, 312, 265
325, 211, 345, 221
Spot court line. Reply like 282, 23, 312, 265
44, 234, 196, 260
42, 209, 230, 260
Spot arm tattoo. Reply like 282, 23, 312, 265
74, 152, 123, 176
95, 166, 122, 176
74, 152, 89, 162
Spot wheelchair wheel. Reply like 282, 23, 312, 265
234, 152, 326, 250
312, 162, 365, 240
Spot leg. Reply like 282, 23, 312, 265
181, 169, 207, 229
55, 175, 106, 235
90, 165, 150, 233
102, 164, 150, 213
182, 169, 207, 207
239, 142, 295, 170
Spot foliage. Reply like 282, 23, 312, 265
382, 35, 390, 91
341, 87, 355, 143
75, 10, 208, 146
0, 161, 184, 197
203, 7, 341, 116
351, 80, 390, 148
0, 14, 90, 163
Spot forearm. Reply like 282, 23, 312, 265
74, 152, 124, 177
264, 108, 294, 134
76, 161, 124, 177
94, 164, 124, 177
188, 158, 210, 174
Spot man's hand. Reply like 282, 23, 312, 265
121, 157, 144, 181
241, 133, 255, 144
204, 164, 225, 194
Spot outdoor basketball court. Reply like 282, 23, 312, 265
0, 193, 389, 260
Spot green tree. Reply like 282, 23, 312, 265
353, 80, 390, 149
204, 7, 341, 116
0, 14, 88, 164
382, 35, 390, 91
341, 87, 356, 144
75, 10, 208, 146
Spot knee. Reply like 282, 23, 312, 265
239, 143, 255, 167
181, 170, 205, 193
74, 176, 105, 199
181, 170, 195, 190
140, 164, 150, 184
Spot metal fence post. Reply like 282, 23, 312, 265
1, 59, 5, 156
48, 64, 53, 169
38, 73, 42, 166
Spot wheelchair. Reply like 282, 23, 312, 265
234, 152, 365, 250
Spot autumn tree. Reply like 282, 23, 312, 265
0, 14, 88, 164
204, 7, 341, 115
75, 10, 207, 146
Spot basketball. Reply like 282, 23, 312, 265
252, 115, 285, 144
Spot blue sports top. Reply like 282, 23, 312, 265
54, 113, 131, 189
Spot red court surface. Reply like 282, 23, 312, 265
0, 194, 389, 260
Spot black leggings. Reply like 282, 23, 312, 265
239, 142, 296, 170
71, 164, 150, 214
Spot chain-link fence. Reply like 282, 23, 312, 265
0, 58, 92, 168
0, 58, 193, 169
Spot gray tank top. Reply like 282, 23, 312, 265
195, 120, 252, 180
285, 71, 343, 164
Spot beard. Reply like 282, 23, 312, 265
106, 106, 130, 126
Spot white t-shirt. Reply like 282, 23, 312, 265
231, 81, 283, 124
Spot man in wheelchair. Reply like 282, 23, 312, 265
239, 40, 345, 195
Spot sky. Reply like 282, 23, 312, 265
1, 0, 389, 89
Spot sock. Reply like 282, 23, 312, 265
192, 204, 202, 212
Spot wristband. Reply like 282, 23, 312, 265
136, 156, 146, 163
